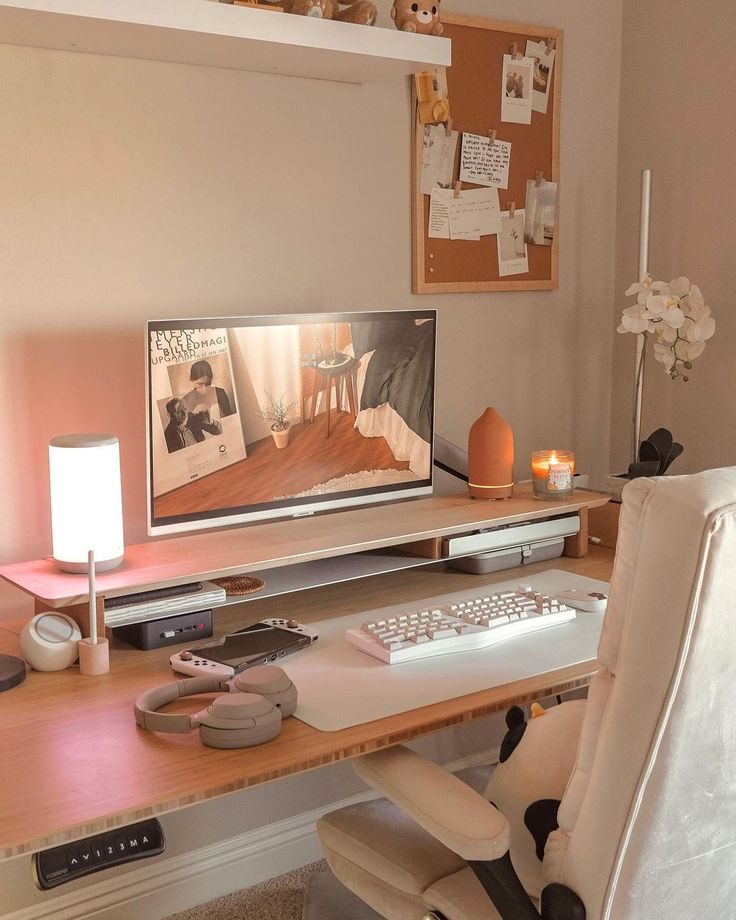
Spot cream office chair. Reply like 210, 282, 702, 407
309, 468, 736, 920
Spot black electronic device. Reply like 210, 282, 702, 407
112, 609, 213, 650
33, 819, 165, 889
169, 618, 318, 678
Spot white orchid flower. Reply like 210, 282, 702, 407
621, 275, 713, 381
657, 324, 678, 344
683, 283, 705, 313
685, 315, 715, 343
675, 339, 706, 362
647, 294, 685, 329
625, 275, 669, 298
619, 303, 653, 334
669, 276, 691, 298
653, 342, 676, 370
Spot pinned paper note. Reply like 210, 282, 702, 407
428, 187, 452, 239
501, 54, 534, 125
459, 134, 511, 189
448, 188, 501, 240
524, 178, 557, 246
421, 124, 459, 196
497, 209, 529, 276
525, 39, 556, 115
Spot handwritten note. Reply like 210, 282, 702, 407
428, 187, 451, 239
428, 188, 482, 241
448, 188, 502, 240
459, 134, 511, 189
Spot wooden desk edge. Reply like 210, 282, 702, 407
1, 659, 599, 860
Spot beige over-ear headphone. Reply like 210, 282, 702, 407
134, 665, 297, 749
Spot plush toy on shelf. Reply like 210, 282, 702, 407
391, 0, 443, 34
281, 0, 377, 25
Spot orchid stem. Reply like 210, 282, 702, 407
631, 335, 647, 465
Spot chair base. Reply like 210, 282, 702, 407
303, 870, 385, 920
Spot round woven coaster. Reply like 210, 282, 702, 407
212, 575, 266, 596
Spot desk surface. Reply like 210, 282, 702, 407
0, 547, 613, 860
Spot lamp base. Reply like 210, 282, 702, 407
79, 637, 110, 676
54, 554, 123, 574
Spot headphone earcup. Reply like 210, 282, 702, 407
232, 665, 298, 719
196, 692, 282, 749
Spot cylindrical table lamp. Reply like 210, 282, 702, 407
49, 434, 124, 573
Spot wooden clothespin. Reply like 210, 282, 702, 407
453, 181, 462, 199
488, 128, 498, 145
509, 201, 516, 218
444, 116, 453, 137
546, 37, 556, 53
535, 171, 544, 188
510, 42, 519, 60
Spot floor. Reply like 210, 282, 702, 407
154, 413, 409, 517
166, 859, 328, 920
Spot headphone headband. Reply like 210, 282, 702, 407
134, 675, 223, 733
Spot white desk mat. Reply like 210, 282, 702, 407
288, 570, 608, 732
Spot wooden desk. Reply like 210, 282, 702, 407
0, 547, 613, 861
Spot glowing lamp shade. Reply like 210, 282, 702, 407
49, 434, 124, 573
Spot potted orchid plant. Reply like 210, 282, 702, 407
615, 274, 715, 481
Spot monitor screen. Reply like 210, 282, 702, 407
146, 310, 436, 535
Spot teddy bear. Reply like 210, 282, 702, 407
281, 0, 377, 25
483, 701, 587, 898
391, 0, 443, 35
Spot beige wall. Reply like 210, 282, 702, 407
0, 0, 622, 618
0, 1, 622, 911
611, 0, 736, 475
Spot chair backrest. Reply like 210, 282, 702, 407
543, 468, 736, 919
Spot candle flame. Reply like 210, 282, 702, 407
549, 452, 558, 464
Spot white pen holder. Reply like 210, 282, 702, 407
79, 637, 110, 676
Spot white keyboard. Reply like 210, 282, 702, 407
345, 587, 576, 664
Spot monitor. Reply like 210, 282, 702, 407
146, 310, 436, 536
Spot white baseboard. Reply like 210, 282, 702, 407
6, 750, 496, 920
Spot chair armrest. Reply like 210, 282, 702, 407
354, 745, 510, 861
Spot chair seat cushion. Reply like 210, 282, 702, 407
318, 798, 466, 897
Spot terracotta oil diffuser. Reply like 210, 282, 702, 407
467, 407, 514, 500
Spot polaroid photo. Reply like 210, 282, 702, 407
497, 209, 529, 276
500, 54, 534, 125
420, 124, 459, 196
525, 39, 556, 115
523, 179, 558, 246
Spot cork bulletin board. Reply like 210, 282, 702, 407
412, 14, 562, 293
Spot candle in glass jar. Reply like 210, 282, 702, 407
531, 450, 575, 499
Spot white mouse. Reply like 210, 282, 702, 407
555, 589, 608, 612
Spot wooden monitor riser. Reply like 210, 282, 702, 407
0, 485, 608, 638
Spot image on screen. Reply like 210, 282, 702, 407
147, 311, 436, 534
